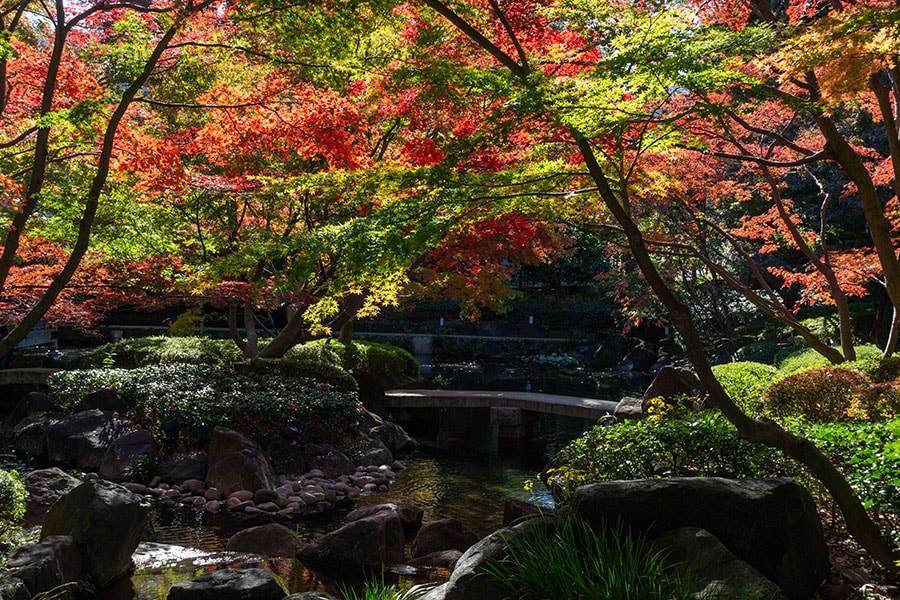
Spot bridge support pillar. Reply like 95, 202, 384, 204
490, 407, 540, 438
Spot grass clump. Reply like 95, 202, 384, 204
484, 513, 695, 600
340, 577, 432, 600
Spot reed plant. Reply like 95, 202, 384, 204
483, 513, 696, 600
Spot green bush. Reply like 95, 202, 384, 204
44, 367, 130, 409
306, 340, 419, 379
484, 513, 696, 600
553, 412, 793, 488
48, 364, 361, 447
0, 469, 27, 553
733, 342, 781, 365
866, 354, 900, 384
246, 358, 358, 392
711, 361, 779, 416
0, 469, 26, 523
763, 367, 871, 423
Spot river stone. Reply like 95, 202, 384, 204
613, 395, 644, 420
411, 518, 479, 558
299, 512, 405, 572
569, 477, 828, 600
22, 467, 82, 527
0, 576, 30, 600
225, 523, 302, 557
45, 409, 133, 471
347, 503, 424, 540
159, 453, 208, 484
166, 568, 284, 600
6, 535, 82, 597
205, 427, 277, 496
40, 479, 150, 588
408, 549, 463, 570
652, 527, 789, 600
99, 429, 157, 481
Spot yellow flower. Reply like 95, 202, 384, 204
523, 479, 534, 493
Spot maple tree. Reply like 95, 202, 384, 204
0, 0, 222, 358
402, 0, 900, 570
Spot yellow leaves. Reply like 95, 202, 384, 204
0, 175, 25, 213
769, 6, 900, 104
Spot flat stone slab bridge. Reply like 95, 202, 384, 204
385, 388, 618, 424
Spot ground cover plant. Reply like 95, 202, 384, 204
0, 469, 27, 559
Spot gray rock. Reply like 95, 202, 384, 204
502, 498, 542, 526
284, 593, 336, 600
303, 445, 354, 479
99, 429, 157, 482
432, 518, 549, 600
6, 535, 82, 597
166, 568, 284, 600
613, 396, 644, 420
22, 468, 82, 527
205, 427, 277, 496
225, 523, 302, 557
0, 576, 30, 600
412, 518, 479, 558
40, 480, 150, 588
159, 453, 208, 484
14, 418, 52, 459
371, 420, 416, 455
346, 503, 423, 540
45, 410, 133, 471
299, 513, 405, 572
407, 550, 463, 570
3, 391, 58, 434
569, 477, 828, 600
652, 527, 789, 600
348, 439, 394, 468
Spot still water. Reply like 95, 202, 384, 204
11, 358, 647, 598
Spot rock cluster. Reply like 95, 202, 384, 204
122, 463, 403, 519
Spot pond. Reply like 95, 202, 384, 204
5, 357, 648, 598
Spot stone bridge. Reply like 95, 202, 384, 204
384, 388, 618, 437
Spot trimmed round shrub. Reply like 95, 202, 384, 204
711, 361, 779, 416
868, 355, 900, 384
733, 342, 780, 365
245, 357, 358, 392
775, 344, 881, 377
848, 382, 900, 421
81, 336, 242, 368
763, 367, 871, 423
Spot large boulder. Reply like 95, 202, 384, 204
14, 417, 55, 460
569, 477, 828, 600
205, 427, 277, 496
652, 527, 788, 600
302, 444, 355, 479
159, 453, 208, 484
74, 388, 131, 413
5, 535, 83, 598
99, 429, 157, 482
22, 467, 82, 527
346, 503, 424, 540
642, 365, 702, 411
40, 479, 150, 588
299, 512, 405, 572
225, 523, 302, 557
166, 569, 284, 600
419, 518, 549, 600
45, 410, 134, 471
3, 391, 59, 434
411, 518, 479, 558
